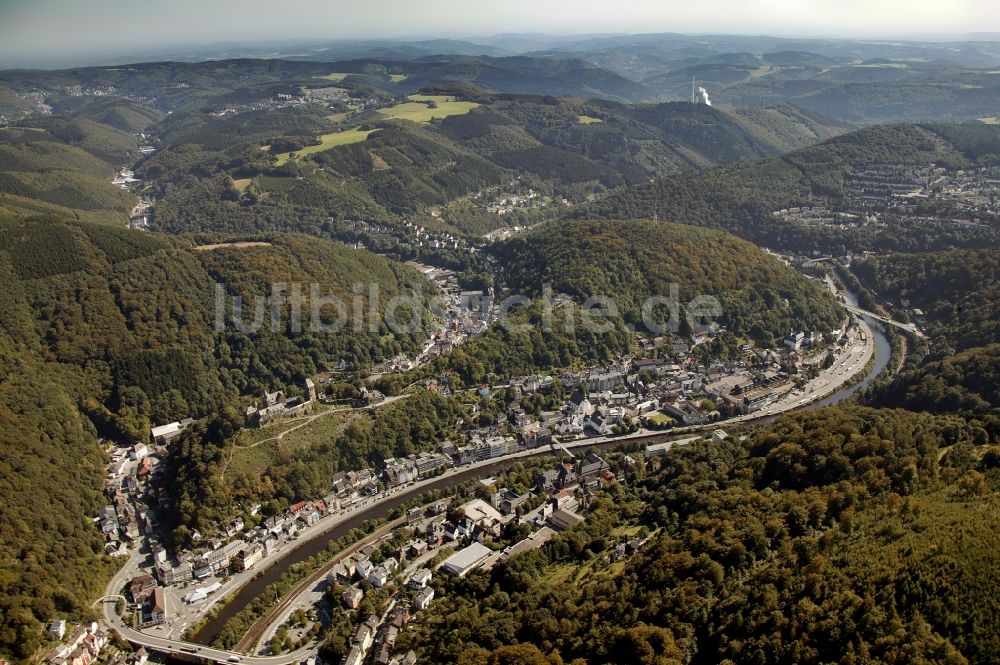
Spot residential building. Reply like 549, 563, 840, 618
549, 509, 585, 531
146, 588, 166, 626
413, 586, 435, 611
341, 586, 364, 609
408, 568, 432, 589
369, 566, 391, 588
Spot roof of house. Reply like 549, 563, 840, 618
458, 498, 503, 524
549, 509, 585, 530
152, 588, 166, 613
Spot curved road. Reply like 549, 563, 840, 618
844, 304, 926, 338
100, 555, 318, 664
102, 322, 884, 663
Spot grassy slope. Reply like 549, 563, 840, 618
273, 128, 380, 165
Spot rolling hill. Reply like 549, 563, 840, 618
0, 217, 432, 657
578, 122, 1000, 254
0, 121, 135, 224
493, 218, 843, 344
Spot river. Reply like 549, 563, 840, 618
192, 451, 599, 644
193, 284, 891, 646
807, 271, 892, 408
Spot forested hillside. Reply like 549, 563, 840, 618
402, 407, 1000, 665
870, 345, 1000, 415
852, 249, 999, 354
381, 219, 845, 389
0, 217, 431, 655
0, 120, 136, 223
436, 97, 849, 187
854, 249, 1000, 415
494, 219, 843, 345
577, 123, 1000, 254
140, 93, 850, 244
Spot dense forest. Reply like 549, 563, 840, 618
0, 216, 434, 655
0, 118, 136, 224
870, 345, 1000, 415
402, 407, 1000, 664
576, 123, 1000, 255
0, 217, 429, 434
853, 249, 1000, 417
493, 219, 844, 345
851, 249, 1000, 354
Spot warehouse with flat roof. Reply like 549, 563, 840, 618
440, 542, 493, 577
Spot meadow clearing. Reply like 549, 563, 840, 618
273, 127, 380, 165
377, 94, 479, 123
319, 72, 408, 82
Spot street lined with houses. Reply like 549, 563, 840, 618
84, 263, 893, 665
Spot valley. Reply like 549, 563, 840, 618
0, 21, 998, 665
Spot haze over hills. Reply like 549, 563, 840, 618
11, 31, 1000, 70
0, 13, 998, 665
5, 30, 1000, 124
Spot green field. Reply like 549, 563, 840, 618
577, 115, 603, 125
318, 72, 350, 82
232, 177, 252, 192
273, 128, 380, 165
980, 117, 1000, 125
377, 95, 479, 123
226, 407, 356, 480
645, 412, 675, 426
318, 72, 407, 82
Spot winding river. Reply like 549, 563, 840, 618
193, 292, 891, 646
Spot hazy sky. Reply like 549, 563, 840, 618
1, 0, 999, 68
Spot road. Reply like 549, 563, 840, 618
100, 320, 882, 663
843, 304, 926, 338
99, 549, 314, 663
235, 517, 406, 654
101, 598, 317, 665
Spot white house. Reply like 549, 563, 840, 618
369, 566, 391, 588
408, 568, 432, 589
413, 586, 435, 611
354, 558, 374, 580
566, 392, 594, 417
